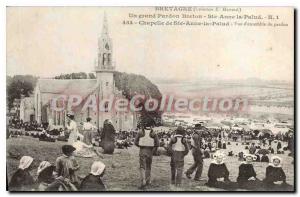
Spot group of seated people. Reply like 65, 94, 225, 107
8, 145, 106, 191
206, 152, 293, 191
9, 119, 42, 131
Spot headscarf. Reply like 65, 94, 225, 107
18, 156, 33, 170
270, 155, 282, 167
37, 161, 52, 176
90, 161, 106, 176
243, 153, 257, 161
212, 151, 226, 164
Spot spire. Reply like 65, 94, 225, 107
102, 12, 109, 36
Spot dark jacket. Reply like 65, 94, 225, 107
237, 163, 257, 183
208, 162, 229, 182
38, 166, 55, 184
264, 165, 286, 184
80, 174, 106, 191
8, 169, 34, 191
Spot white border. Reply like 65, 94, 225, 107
1, 1, 298, 197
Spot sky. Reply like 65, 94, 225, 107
6, 7, 294, 82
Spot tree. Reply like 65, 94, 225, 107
7, 76, 36, 110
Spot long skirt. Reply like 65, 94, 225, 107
68, 132, 78, 144
83, 130, 93, 145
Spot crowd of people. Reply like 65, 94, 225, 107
7, 112, 294, 191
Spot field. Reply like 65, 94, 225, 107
7, 136, 294, 191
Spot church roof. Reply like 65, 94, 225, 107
37, 78, 97, 95
36, 79, 99, 106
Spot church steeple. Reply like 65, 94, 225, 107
95, 13, 114, 72
102, 12, 109, 36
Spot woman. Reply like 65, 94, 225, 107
206, 152, 235, 190
66, 111, 79, 145
264, 156, 293, 191
101, 119, 116, 154
8, 156, 35, 191
80, 161, 106, 191
82, 117, 97, 145
36, 161, 55, 191
237, 154, 262, 190
72, 139, 98, 158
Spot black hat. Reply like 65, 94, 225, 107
62, 145, 76, 155
66, 111, 75, 119
86, 117, 91, 122
176, 126, 186, 135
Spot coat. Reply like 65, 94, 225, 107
8, 169, 34, 191
80, 174, 106, 191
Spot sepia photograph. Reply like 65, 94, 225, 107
6, 6, 294, 192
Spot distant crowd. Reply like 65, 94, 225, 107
7, 111, 295, 191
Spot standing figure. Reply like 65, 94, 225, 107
134, 125, 159, 189
101, 119, 116, 154
83, 117, 97, 145
66, 111, 79, 145
168, 126, 189, 187
185, 125, 204, 181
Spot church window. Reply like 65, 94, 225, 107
103, 53, 106, 65
105, 43, 110, 50
104, 102, 109, 112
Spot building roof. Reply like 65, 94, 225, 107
36, 79, 99, 106
37, 79, 98, 95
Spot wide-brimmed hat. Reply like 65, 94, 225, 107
62, 145, 76, 155
243, 153, 257, 160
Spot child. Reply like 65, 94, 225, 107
168, 127, 189, 186
80, 161, 106, 191
36, 161, 55, 191
8, 156, 34, 191
206, 152, 234, 190
237, 154, 262, 190
51, 145, 80, 191
264, 156, 292, 190
134, 124, 159, 189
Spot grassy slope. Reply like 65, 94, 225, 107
7, 137, 294, 191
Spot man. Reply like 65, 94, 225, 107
134, 123, 159, 189
82, 117, 97, 145
185, 124, 205, 181
168, 126, 189, 187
